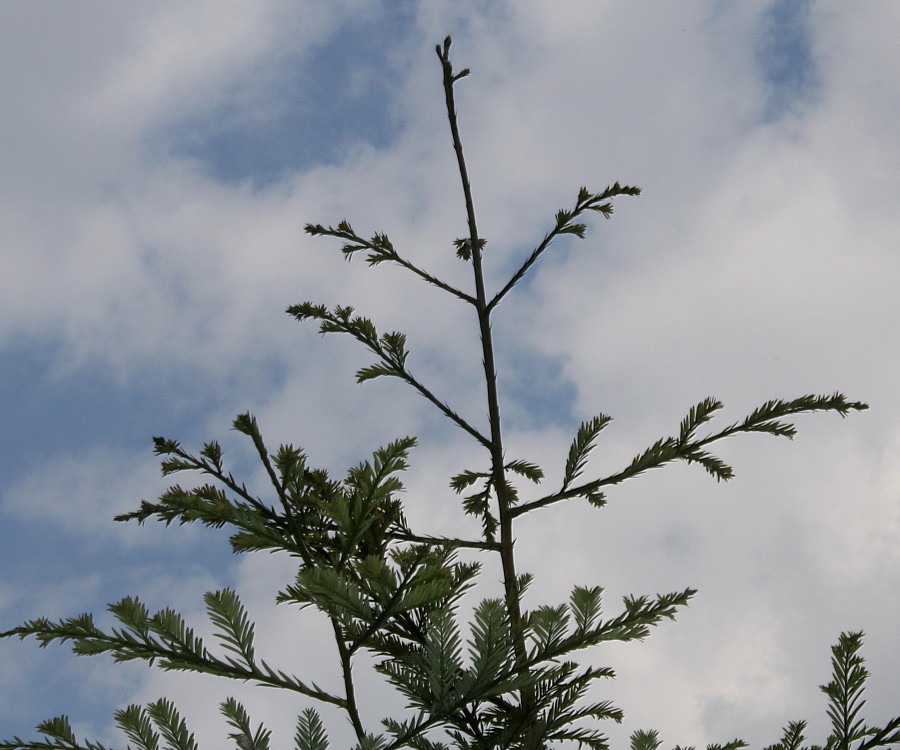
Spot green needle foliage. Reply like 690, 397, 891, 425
2, 36, 896, 750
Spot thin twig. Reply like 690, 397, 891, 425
487, 229, 557, 312
389, 531, 502, 552
389, 253, 477, 305
401, 365, 492, 449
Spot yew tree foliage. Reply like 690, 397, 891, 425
2, 36, 897, 750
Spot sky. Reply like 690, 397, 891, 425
1, 1, 898, 748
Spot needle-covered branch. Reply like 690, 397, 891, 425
512, 393, 868, 518
0, 595, 345, 709
305, 222, 477, 306
523, 588, 696, 667
2, 699, 272, 750
0, 716, 113, 750
136, 434, 277, 522
287, 301, 491, 448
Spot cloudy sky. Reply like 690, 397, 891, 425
1, 2, 898, 748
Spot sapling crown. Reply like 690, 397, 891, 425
2, 36, 895, 750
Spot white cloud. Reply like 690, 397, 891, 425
1, 446, 166, 541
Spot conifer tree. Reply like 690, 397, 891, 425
3, 37, 897, 750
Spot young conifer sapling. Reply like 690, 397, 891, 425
3, 36, 897, 750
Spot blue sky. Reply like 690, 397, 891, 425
2, 2, 899, 748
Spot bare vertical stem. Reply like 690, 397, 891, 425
435, 35, 530, 705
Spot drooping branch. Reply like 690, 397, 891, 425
2, 605, 347, 710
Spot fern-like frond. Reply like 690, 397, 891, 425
294, 709, 330, 750
763, 720, 807, 750
504, 459, 544, 484
0, 715, 114, 750
145, 698, 197, 750
205, 589, 256, 667
115, 705, 160, 750
449, 469, 489, 493
631, 729, 663, 750
563, 415, 613, 490
423, 607, 464, 711
221, 698, 271, 750
515, 393, 868, 518
569, 585, 604, 634
822, 631, 872, 748
467, 598, 514, 690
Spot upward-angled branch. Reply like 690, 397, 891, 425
231, 414, 302, 537
487, 183, 640, 312
137, 437, 274, 521
305, 222, 477, 306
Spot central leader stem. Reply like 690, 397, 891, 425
436, 38, 530, 699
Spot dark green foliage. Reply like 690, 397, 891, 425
631, 730, 663, 750
294, 709, 330, 750
116, 704, 162, 750
453, 237, 486, 262
563, 416, 613, 490
0, 716, 113, 750
221, 698, 271, 750
815, 632, 900, 750
2, 35, 892, 750
142, 700, 197, 750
